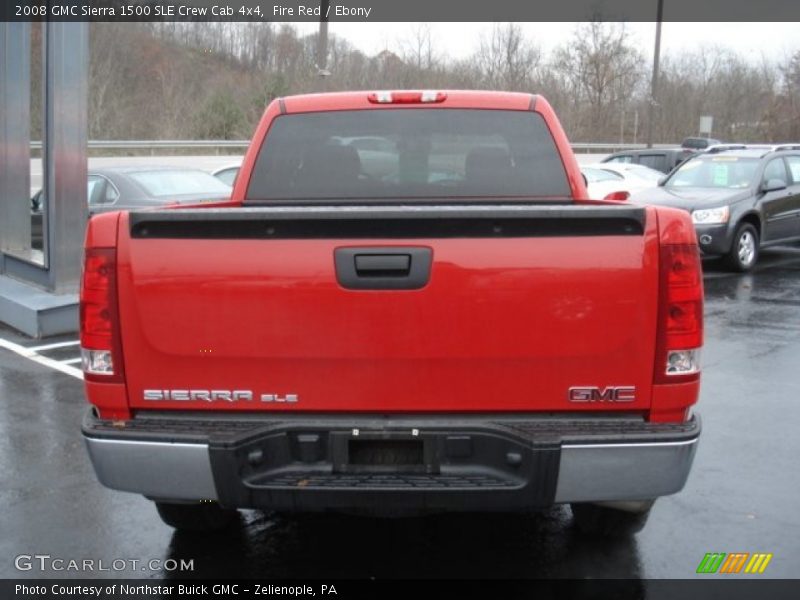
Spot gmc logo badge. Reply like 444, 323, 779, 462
568, 386, 636, 402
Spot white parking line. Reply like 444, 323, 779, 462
0, 338, 83, 380
27, 340, 81, 352
62, 357, 82, 365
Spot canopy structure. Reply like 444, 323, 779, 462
0, 22, 88, 337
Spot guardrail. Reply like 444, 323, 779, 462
29, 140, 251, 155
28, 140, 679, 155
571, 143, 677, 152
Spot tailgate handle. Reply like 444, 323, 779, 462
335, 247, 432, 290
355, 254, 411, 276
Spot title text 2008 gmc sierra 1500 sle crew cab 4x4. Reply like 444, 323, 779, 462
80, 91, 702, 536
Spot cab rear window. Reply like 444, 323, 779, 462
246, 109, 570, 202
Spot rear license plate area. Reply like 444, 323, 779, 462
348, 439, 424, 468
332, 433, 436, 473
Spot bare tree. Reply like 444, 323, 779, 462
775, 50, 800, 139
553, 22, 645, 139
654, 47, 781, 143
474, 24, 542, 91
80, 21, 797, 145
400, 24, 439, 72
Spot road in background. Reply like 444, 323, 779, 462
27, 154, 608, 193
28, 156, 245, 193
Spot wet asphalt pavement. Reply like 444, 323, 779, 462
1, 247, 799, 580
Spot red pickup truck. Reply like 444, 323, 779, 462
80, 91, 702, 536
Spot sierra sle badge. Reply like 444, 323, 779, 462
143, 390, 298, 403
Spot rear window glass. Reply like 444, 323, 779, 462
605, 155, 633, 164
214, 167, 239, 187
682, 138, 717, 150
129, 170, 232, 197
246, 109, 570, 201
666, 157, 759, 189
682, 139, 703, 149
625, 165, 663, 182
638, 155, 664, 170
87, 176, 102, 204
762, 158, 788, 185
786, 156, 800, 183
582, 168, 623, 183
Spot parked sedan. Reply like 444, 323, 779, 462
628, 147, 800, 271
581, 163, 663, 200
212, 163, 241, 186
31, 166, 232, 249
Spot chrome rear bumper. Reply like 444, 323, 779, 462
83, 412, 700, 509
555, 439, 698, 503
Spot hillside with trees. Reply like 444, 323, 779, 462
34, 22, 800, 144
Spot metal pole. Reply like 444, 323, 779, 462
646, 0, 664, 149
0, 23, 32, 258
45, 21, 88, 292
316, 1, 330, 91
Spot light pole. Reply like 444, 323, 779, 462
646, 0, 664, 149
316, 1, 330, 91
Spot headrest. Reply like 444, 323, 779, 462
299, 144, 361, 185
465, 146, 513, 184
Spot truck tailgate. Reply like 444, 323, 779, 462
117, 205, 660, 413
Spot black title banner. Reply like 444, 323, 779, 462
2, 0, 800, 22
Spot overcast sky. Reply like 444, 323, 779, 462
293, 22, 799, 64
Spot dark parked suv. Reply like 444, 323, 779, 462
628, 147, 800, 271
602, 148, 694, 174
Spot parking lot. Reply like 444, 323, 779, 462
1, 246, 799, 580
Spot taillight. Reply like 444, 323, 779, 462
367, 91, 447, 104
654, 243, 703, 383
603, 190, 630, 201
80, 247, 124, 382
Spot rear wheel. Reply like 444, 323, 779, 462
725, 223, 759, 272
571, 502, 653, 537
155, 501, 238, 532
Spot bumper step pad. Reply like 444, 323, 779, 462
259, 472, 519, 489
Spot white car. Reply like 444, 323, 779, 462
212, 163, 242, 187
581, 163, 663, 200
